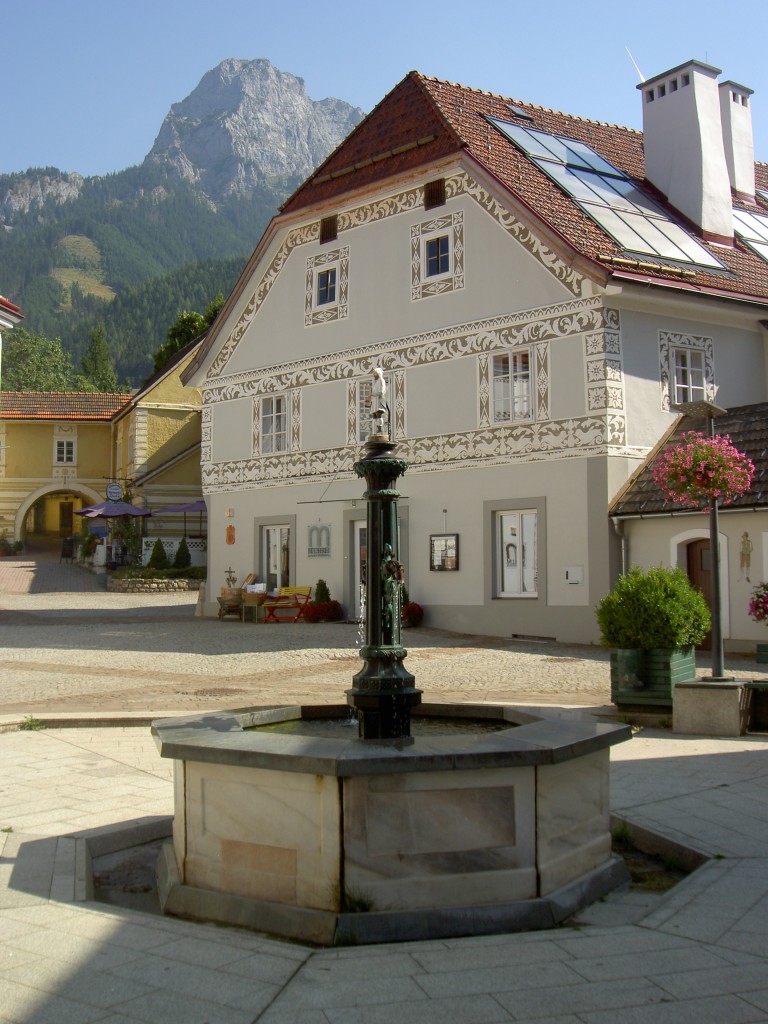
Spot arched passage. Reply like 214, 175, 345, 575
15, 482, 103, 543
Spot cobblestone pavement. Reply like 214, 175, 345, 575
3, 551, 768, 1023
1, 549, 766, 721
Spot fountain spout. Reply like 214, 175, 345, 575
347, 433, 421, 738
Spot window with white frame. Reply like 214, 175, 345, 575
492, 351, 531, 422
424, 233, 450, 277
673, 347, 706, 405
659, 331, 713, 412
261, 395, 288, 454
316, 266, 337, 305
496, 510, 537, 596
55, 439, 75, 464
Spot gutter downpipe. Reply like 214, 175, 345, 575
612, 516, 628, 577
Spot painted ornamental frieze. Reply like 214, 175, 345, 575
206, 170, 584, 379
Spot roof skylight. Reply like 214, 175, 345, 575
488, 117, 725, 270
733, 208, 768, 263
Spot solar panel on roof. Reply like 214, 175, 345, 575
487, 117, 725, 271
733, 208, 768, 263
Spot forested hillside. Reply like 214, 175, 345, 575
0, 58, 363, 386
0, 166, 276, 381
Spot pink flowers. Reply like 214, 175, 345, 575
652, 431, 754, 507
749, 583, 768, 625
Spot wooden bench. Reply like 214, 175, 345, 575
263, 586, 312, 622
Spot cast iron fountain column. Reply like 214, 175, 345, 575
347, 435, 422, 738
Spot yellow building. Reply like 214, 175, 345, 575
0, 339, 205, 552
0, 391, 131, 542
113, 342, 204, 528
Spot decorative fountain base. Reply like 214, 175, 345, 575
152, 703, 630, 945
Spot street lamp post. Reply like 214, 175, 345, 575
672, 399, 730, 681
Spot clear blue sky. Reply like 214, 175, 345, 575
4, 0, 767, 176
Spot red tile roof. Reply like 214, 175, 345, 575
282, 71, 768, 302
0, 392, 132, 421
0, 296, 22, 319
611, 402, 768, 515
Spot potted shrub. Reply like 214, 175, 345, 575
596, 566, 710, 707
304, 580, 343, 622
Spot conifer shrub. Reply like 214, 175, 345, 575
148, 538, 170, 570
173, 536, 192, 569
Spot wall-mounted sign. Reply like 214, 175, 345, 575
308, 524, 331, 557
106, 483, 122, 501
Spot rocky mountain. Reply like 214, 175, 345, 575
0, 60, 364, 383
147, 58, 363, 203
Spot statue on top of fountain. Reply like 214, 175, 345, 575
369, 366, 389, 439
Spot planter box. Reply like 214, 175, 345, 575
611, 647, 697, 708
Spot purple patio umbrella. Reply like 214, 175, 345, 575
152, 499, 207, 536
75, 501, 152, 519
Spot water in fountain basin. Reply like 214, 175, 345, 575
252, 716, 513, 739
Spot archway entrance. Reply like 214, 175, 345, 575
17, 484, 103, 555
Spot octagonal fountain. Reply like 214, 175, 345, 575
153, 393, 630, 945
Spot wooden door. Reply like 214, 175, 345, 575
687, 539, 712, 650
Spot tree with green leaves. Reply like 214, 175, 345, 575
77, 323, 118, 392
2, 327, 73, 391
151, 293, 225, 375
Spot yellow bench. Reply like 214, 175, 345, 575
263, 586, 312, 622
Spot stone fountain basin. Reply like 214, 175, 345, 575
152, 703, 631, 945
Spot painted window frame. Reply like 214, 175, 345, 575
305, 247, 349, 326
658, 331, 714, 412
411, 210, 464, 300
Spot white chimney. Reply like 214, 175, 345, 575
719, 80, 755, 200
639, 60, 733, 243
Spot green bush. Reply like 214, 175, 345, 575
314, 579, 331, 604
147, 538, 170, 570
173, 536, 192, 569
596, 566, 710, 650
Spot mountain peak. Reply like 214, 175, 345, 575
146, 58, 364, 202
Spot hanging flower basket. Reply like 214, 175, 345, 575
651, 431, 754, 507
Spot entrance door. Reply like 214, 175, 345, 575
353, 520, 367, 619
264, 525, 290, 590
59, 501, 74, 537
687, 539, 712, 650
